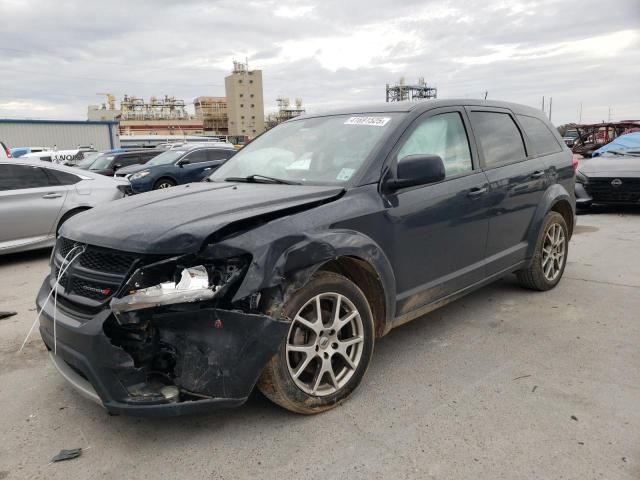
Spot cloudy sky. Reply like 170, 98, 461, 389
1, 0, 639, 125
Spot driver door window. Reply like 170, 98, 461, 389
397, 112, 473, 177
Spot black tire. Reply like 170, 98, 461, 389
257, 271, 375, 414
576, 202, 591, 213
517, 211, 569, 291
56, 208, 88, 235
153, 178, 176, 190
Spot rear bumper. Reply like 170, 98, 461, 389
37, 276, 289, 416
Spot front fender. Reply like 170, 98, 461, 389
525, 183, 575, 258
229, 229, 397, 327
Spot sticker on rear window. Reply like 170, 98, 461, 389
344, 117, 391, 127
337, 168, 355, 181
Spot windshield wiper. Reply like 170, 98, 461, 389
224, 174, 301, 185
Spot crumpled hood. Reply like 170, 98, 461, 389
579, 155, 640, 176
61, 182, 344, 254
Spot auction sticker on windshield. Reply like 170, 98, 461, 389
344, 117, 391, 127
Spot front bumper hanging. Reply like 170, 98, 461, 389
37, 276, 289, 416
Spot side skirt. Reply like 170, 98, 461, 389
390, 260, 527, 330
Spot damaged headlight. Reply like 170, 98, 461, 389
110, 257, 248, 315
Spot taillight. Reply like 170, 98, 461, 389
571, 154, 579, 171
4, 146, 10, 158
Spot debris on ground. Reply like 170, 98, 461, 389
570, 415, 579, 422
531, 385, 538, 393
0, 311, 17, 320
51, 448, 82, 463
512, 374, 532, 381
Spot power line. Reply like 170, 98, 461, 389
0, 46, 227, 73
5, 67, 222, 88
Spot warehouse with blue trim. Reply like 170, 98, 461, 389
0, 119, 119, 151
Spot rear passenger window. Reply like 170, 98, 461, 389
119, 155, 140, 166
517, 115, 562, 156
398, 112, 472, 177
470, 111, 526, 167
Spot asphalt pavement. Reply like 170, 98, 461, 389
0, 208, 638, 479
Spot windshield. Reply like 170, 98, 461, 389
88, 154, 115, 170
604, 149, 640, 157
76, 152, 100, 168
209, 114, 401, 185
147, 150, 187, 165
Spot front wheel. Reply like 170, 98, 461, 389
153, 178, 176, 190
257, 271, 375, 414
517, 211, 569, 291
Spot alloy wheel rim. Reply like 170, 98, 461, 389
158, 182, 172, 189
286, 292, 364, 397
541, 223, 566, 281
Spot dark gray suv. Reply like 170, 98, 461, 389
37, 99, 575, 416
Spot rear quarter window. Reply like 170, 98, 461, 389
517, 115, 563, 156
48, 168, 81, 185
470, 111, 527, 168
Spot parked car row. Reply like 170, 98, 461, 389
114, 143, 236, 192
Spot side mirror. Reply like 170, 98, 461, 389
386, 154, 445, 190
112, 163, 122, 170
178, 159, 190, 167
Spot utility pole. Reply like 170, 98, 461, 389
542, 96, 545, 113
578, 102, 583, 123
484, 91, 488, 100
608, 106, 612, 122
548, 97, 553, 121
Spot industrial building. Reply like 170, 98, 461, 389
386, 77, 437, 102
117, 94, 204, 136
225, 61, 265, 137
0, 119, 119, 150
194, 96, 228, 136
265, 97, 305, 129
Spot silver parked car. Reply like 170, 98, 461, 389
0, 160, 130, 255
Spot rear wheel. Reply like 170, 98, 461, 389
258, 271, 375, 414
153, 178, 175, 190
517, 211, 569, 291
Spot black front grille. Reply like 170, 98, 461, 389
586, 177, 640, 203
78, 249, 136, 274
52, 237, 142, 306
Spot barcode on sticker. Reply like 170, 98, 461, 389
344, 117, 391, 127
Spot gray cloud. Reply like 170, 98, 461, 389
1, 0, 639, 124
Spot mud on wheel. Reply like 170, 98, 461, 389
257, 271, 375, 414
517, 211, 569, 291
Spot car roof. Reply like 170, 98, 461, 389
0, 158, 128, 182
181, 142, 235, 151
293, 99, 546, 121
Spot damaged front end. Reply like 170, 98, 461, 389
37, 241, 289, 416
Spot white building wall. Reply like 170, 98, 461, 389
0, 120, 119, 150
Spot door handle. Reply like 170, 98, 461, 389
467, 186, 488, 197
42, 193, 62, 199
531, 170, 545, 178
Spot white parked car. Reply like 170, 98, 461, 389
0, 160, 130, 255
